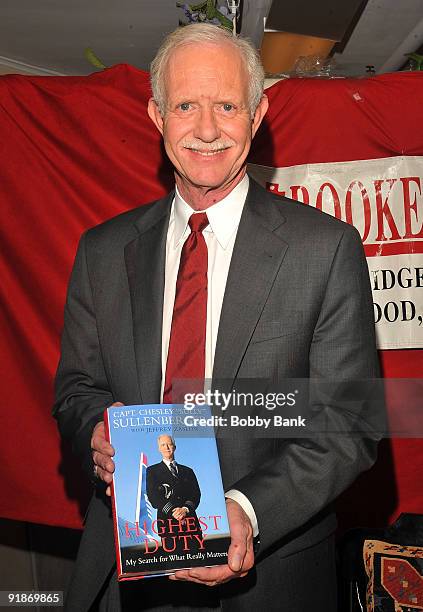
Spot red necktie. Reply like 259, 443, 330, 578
163, 212, 209, 403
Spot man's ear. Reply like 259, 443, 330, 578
251, 94, 269, 139
147, 98, 164, 135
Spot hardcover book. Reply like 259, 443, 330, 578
104, 404, 231, 580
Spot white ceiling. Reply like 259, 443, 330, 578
0, 0, 180, 75
333, 0, 423, 74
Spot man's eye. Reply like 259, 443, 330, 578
223, 103, 234, 112
179, 102, 191, 111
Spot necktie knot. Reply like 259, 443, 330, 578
189, 212, 208, 234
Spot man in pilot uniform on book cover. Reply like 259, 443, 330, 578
146, 434, 203, 552
54, 22, 381, 612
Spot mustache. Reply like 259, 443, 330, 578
181, 139, 235, 152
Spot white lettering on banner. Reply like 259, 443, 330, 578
247, 157, 423, 350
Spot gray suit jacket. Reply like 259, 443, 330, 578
54, 178, 380, 610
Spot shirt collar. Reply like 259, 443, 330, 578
173, 175, 249, 250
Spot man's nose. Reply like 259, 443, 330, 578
193, 107, 220, 143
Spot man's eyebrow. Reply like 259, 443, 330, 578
172, 97, 194, 103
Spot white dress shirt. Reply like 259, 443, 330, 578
161, 174, 258, 537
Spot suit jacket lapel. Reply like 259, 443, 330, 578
212, 180, 289, 393
125, 193, 173, 404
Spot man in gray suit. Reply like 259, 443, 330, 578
54, 23, 380, 611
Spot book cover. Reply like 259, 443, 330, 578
104, 404, 231, 580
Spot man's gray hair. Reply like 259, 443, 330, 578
150, 23, 265, 117
158, 434, 175, 445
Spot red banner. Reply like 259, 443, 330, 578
1, 65, 422, 529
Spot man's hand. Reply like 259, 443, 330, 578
91, 402, 122, 496
170, 498, 254, 586
172, 507, 188, 520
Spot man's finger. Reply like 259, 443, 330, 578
92, 438, 115, 456
226, 500, 251, 572
91, 404, 123, 493
228, 541, 246, 573
95, 465, 113, 484
92, 451, 115, 473
171, 564, 241, 585
185, 566, 231, 581
92, 441, 114, 457
91, 423, 115, 455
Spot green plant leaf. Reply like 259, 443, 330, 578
190, 1, 208, 11
84, 47, 107, 70
215, 9, 233, 30
206, 0, 216, 19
